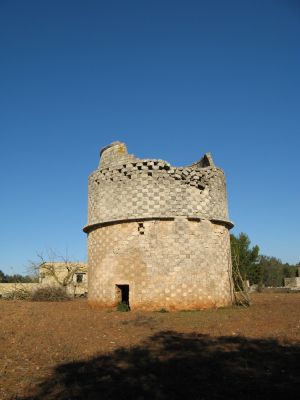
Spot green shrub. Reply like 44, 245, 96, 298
117, 301, 130, 312
31, 286, 71, 302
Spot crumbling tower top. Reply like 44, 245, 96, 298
84, 141, 233, 233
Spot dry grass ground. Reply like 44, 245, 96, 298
0, 293, 299, 399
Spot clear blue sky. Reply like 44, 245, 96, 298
0, 0, 299, 274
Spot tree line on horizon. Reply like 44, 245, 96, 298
230, 233, 299, 288
0, 270, 38, 283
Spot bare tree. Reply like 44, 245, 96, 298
29, 249, 85, 290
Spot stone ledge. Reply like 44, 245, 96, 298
83, 216, 233, 233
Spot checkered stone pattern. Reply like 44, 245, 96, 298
87, 164, 230, 227
85, 142, 233, 310
88, 218, 233, 310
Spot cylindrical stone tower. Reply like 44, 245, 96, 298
83, 141, 234, 310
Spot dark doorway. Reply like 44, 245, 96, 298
116, 284, 130, 307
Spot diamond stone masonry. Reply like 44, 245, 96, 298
83, 141, 234, 310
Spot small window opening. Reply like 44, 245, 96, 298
138, 222, 145, 235
116, 284, 130, 308
76, 273, 84, 283
148, 172, 152, 176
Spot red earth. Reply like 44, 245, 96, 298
1, 293, 299, 399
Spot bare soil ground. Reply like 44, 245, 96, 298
1, 293, 299, 400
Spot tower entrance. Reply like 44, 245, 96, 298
116, 284, 130, 308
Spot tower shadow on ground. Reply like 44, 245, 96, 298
22, 330, 300, 400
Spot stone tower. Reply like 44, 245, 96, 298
83, 142, 234, 310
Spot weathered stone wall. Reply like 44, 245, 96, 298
0, 283, 39, 298
0, 281, 87, 298
88, 218, 233, 310
85, 141, 233, 310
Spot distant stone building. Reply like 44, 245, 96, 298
39, 262, 88, 296
83, 142, 234, 310
0, 263, 87, 299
